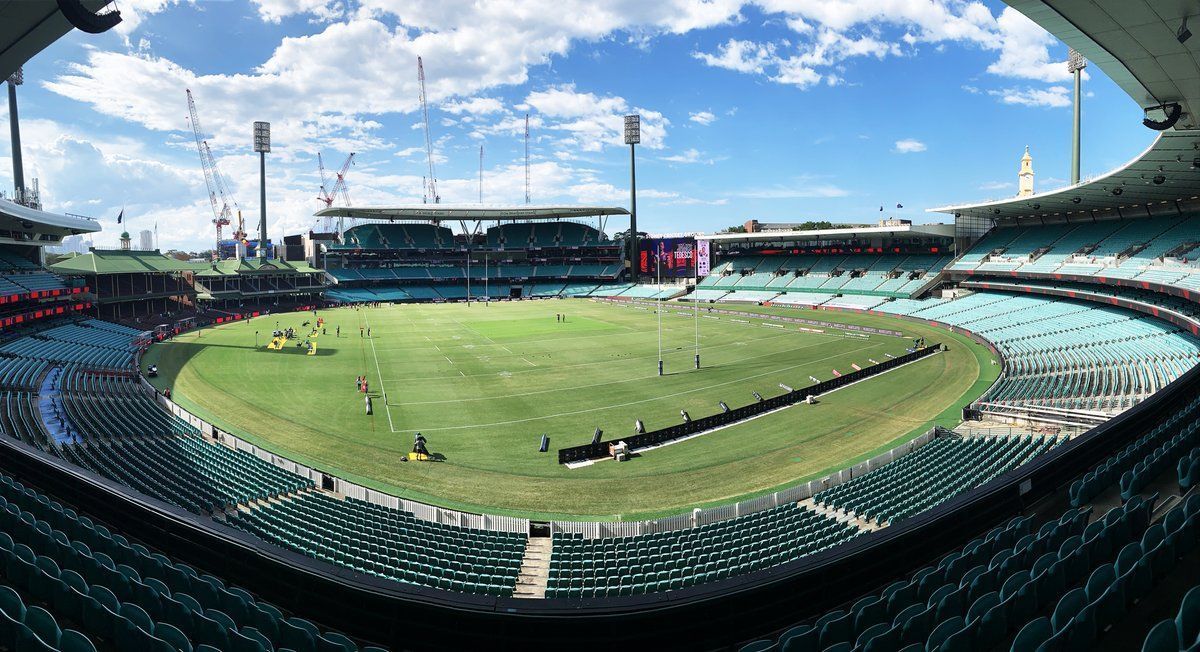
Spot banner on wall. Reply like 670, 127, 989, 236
696, 239, 710, 277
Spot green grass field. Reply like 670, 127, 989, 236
142, 299, 998, 521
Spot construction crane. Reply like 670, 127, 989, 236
417, 56, 439, 204
316, 152, 356, 233
524, 113, 531, 204
186, 89, 239, 259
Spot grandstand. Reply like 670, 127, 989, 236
1, 0, 1200, 650
692, 221, 955, 306
319, 205, 632, 303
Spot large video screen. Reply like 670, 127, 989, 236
638, 237, 697, 277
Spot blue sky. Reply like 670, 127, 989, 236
0, 0, 1156, 251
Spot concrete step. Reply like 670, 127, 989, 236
512, 537, 553, 599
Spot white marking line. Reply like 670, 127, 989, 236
381, 329, 803, 383
384, 336, 834, 402
387, 342, 884, 433
521, 357, 537, 367
565, 350, 944, 468
363, 314, 396, 433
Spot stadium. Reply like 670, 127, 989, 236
0, 1, 1199, 651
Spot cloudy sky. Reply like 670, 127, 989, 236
0, 0, 1154, 250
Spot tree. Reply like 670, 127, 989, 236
792, 221, 835, 231
720, 224, 747, 233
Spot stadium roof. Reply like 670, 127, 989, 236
0, 197, 100, 237
49, 249, 208, 275
698, 223, 955, 243
194, 257, 322, 277
932, 1, 1200, 223
0, 1, 120, 81
313, 204, 630, 221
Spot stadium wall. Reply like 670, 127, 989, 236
4, 360, 1197, 649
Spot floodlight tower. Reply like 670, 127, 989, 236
253, 121, 271, 258
624, 114, 640, 276
7, 67, 25, 204
1068, 48, 1086, 185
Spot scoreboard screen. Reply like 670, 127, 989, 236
639, 238, 697, 277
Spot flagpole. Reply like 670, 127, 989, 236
694, 242, 700, 370
657, 241, 663, 377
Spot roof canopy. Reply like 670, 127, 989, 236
0, 197, 99, 236
0, 1, 118, 81
49, 249, 207, 275
194, 257, 322, 277
699, 223, 955, 243
313, 204, 630, 221
932, 1, 1200, 223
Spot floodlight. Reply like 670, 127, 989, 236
680, 410, 691, 423
635, 419, 645, 434
753, 392, 764, 402
624, 114, 641, 145
779, 383, 793, 392
718, 401, 730, 413
1071, 197, 1082, 204
1179, 16, 1192, 44
7, 67, 22, 86
253, 121, 271, 153
1067, 48, 1087, 73
1111, 187, 1123, 196
1153, 175, 1167, 185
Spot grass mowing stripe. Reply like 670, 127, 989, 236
143, 299, 994, 520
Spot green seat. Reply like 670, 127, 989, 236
19, 605, 61, 651
778, 624, 817, 652
155, 621, 193, 652
58, 629, 97, 652
1011, 617, 1051, 652
1142, 619, 1179, 652
1178, 586, 1200, 646
926, 616, 963, 651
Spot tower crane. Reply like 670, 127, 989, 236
186, 89, 240, 259
417, 56, 439, 204
316, 152, 356, 234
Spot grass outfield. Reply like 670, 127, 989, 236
142, 299, 998, 521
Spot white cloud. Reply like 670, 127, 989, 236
693, 39, 777, 74
979, 180, 1015, 191
442, 97, 507, 116
660, 148, 712, 164
988, 86, 1071, 108
524, 84, 669, 151
689, 110, 716, 125
986, 7, 1082, 84
893, 138, 926, 153
737, 176, 849, 199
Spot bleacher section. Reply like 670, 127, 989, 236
547, 504, 862, 598
949, 216, 1200, 295
813, 435, 1063, 526
228, 493, 527, 596
0, 472, 383, 652
694, 253, 950, 306
324, 221, 625, 303
740, 378, 1200, 652
872, 291, 1200, 413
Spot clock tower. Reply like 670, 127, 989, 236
1017, 146, 1034, 197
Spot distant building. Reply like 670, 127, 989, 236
139, 229, 154, 251
1018, 146, 1035, 197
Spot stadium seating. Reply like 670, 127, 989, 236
739, 384, 1200, 652
696, 253, 950, 307
873, 292, 1200, 413
227, 493, 527, 596
0, 471, 382, 652
547, 504, 862, 598
814, 435, 1063, 525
